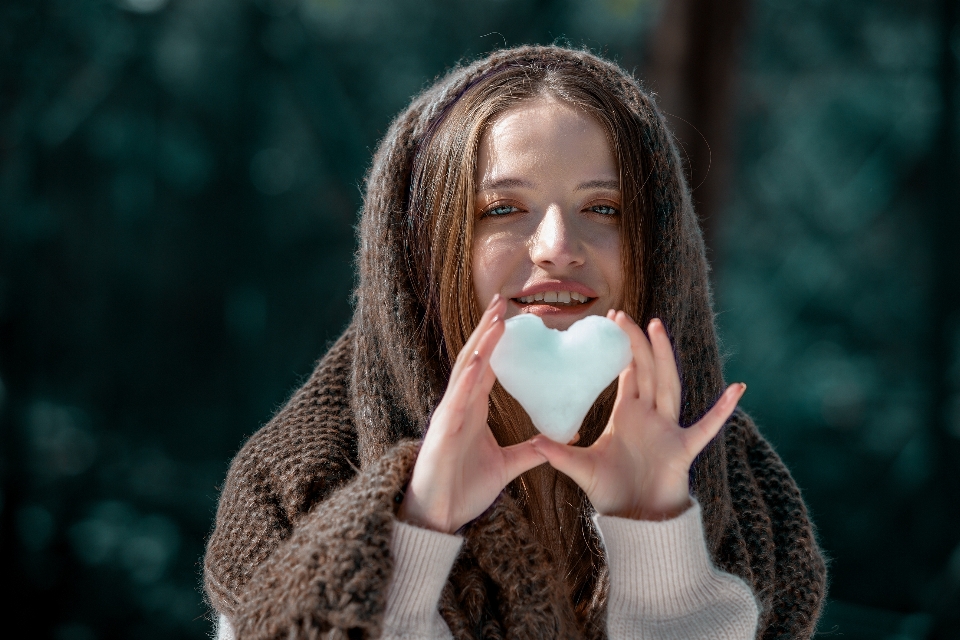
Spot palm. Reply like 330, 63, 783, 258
532, 312, 745, 520
398, 296, 545, 533
437, 411, 512, 528
582, 397, 695, 519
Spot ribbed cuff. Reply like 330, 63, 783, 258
594, 500, 724, 617
216, 614, 235, 640
384, 520, 463, 630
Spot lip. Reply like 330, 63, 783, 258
510, 281, 600, 300
513, 299, 598, 317
507, 280, 600, 318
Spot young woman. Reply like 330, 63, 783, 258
204, 46, 826, 639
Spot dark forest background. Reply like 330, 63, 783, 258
2, 0, 959, 638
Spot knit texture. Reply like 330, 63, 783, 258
203, 45, 827, 640
594, 504, 757, 638
383, 522, 462, 639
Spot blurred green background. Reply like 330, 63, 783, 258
2, 0, 959, 638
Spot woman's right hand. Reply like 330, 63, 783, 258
397, 295, 546, 534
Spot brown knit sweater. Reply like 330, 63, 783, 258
203, 46, 827, 640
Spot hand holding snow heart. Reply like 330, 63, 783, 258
398, 295, 546, 534
529, 310, 747, 521
398, 296, 746, 533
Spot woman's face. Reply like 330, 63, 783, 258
472, 95, 623, 331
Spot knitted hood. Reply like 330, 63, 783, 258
204, 46, 826, 640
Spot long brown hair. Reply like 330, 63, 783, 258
402, 60, 656, 616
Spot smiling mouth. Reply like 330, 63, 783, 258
512, 291, 595, 308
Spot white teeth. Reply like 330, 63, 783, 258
516, 291, 591, 304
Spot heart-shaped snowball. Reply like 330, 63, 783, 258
490, 314, 632, 443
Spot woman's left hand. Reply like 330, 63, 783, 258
530, 311, 746, 521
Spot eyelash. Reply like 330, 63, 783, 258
480, 203, 621, 218
484, 204, 519, 217
588, 205, 619, 216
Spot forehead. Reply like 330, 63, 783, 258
476, 96, 617, 181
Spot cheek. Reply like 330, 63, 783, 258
594, 228, 624, 302
471, 230, 520, 302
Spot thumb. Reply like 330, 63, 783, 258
529, 435, 594, 488
501, 440, 548, 483
682, 383, 746, 457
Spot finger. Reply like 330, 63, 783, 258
449, 295, 505, 389
648, 319, 682, 423
614, 311, 655, 404
440, 317, 504, 437
465, 314, 505, 408
435, 350, 488, 435
437, 304, 504, 426
616, 361, 639, 402
479, 358, 498, 396
432, 322, 504, 439
501, 440, 548, 482
529, 435, 594, 490
681, 383, 746, 458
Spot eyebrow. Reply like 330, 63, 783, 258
476, 177, 621, 192
574, 179, 620, 191
476, 177, 533, 191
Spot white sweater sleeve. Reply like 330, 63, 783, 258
215, 613, 235, 640
216, 503, 756, 640
593, 500, 759, 640
381, 520, 463, 640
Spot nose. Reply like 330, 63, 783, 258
529, 205, 585, 269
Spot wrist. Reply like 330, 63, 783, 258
397, 489, 456, 534
604, 479, 692, 521
611, 494, 692, 521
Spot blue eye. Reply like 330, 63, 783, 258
485, 204, 519, 217
589, 205, 619, 216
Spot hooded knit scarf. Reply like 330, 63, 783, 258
203, 46, 827, 640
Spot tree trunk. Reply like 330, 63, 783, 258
643, 0, 751, 260
925, 0, 960, 633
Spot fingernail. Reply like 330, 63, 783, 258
491, 315, 499, 324
739, 382, 747, 393
489, 294, 500, 308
